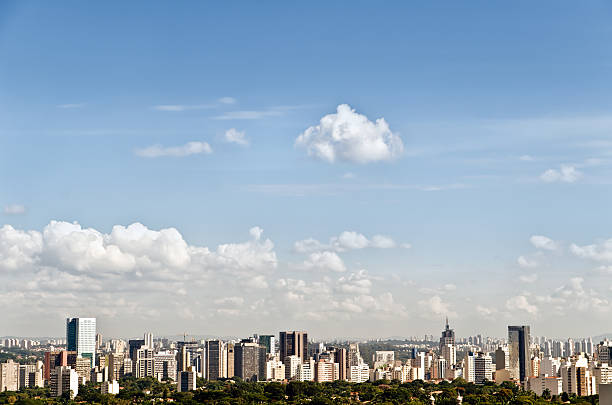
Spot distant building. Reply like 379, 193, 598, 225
234, 341, 265, 381
508, 325, 531, 382
206, 340, 225, 380
154, 351, 177, 382
178, 370, 196, 392
101, 380, 119, 395
66, 317, 97, 367
284, 355, 301, 380
50, 366, 79, 399
258, 335, 276, 354
0, 360, 19, 392
279, 331, 308, 362
133, 347, 155, 378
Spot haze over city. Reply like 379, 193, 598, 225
2, 1, 612, 340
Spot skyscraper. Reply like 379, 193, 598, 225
439, 318, 456, 376
508, 325, 531, 382
206, 340, 225, 380
66, 317, 96, 367
234, 341, 264, 382
258, 335, 276, 354
279, 331, 308, 362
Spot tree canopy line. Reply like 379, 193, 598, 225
0, 377, 600, 404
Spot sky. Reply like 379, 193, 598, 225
1, 1, 612, 340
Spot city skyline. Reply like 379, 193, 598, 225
2, 1, 612, 338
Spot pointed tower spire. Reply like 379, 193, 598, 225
445, 316, 449, 329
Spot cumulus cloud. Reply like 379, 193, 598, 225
294, 231, 398, 253
301, 251, 346, 273
420, 295, 457, 318
505, 295, 538, 315
295, 104, 404, 164
3, 204, 26, 215
0, 221, 275, 279
517, 255, 538, 268
570, 239, 612, 262
519, 273, 538, 283
224, 128, 249, 146
530, 235, 558, 251
135, 141, 212, 158
540, 165, 582, 183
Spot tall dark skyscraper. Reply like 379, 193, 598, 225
206, 340, 223, 380
234, 342, 264, 382
279, 331, 308, 362
508, 325, 531, 382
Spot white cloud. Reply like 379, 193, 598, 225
302, 251, 346, 273
57, 103, 85, 109
3, 204, 26, 215
505, 295, 538, 315
224, 128, 249, 146
214, 296, 244, 306
294, 231, 397, 253
540, 165, 582, 183
370, 235, 397, 249
135, 141, 212, 158
517, 255, 538, 268
519, 155, 534, 161
153, 104, 215, 111
0, 221, 276, 279
420, 295, 457, 317
530, 235, 558, 251
570, 239, 612, 262
519, 273, 538, 283
218, 97, 236, 105
401, 243, 412, 249
213, 106, 295, 120
295, 104, 404, 164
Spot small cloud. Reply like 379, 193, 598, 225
152, 104, 215, 112
519, 273, 538, 283
302, 251, 346, 273
213, 109, 286, 120
224, 128, 249, 146
57, 103, 85, 109
3, 204, 26, 215
135, 141, 212, 158
342, 172, 355, 179
370, 235, 396, 249
443, 283, 456, 291
401, 243, 412, 249
218, 97, 237, 105
540, 165, 582, 183
506, 295, 538, 315
517, 255, 538, 268
295, 104, 403, 164
530, 235, 558, 251
519, 155, 534, 161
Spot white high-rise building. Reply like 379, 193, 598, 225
50, 366, 79, 399
284, 355, 301, 380
66, 317, 97, 367
474, 353, 493, 384
0, 360, 19, 392
144, 333, 153, 349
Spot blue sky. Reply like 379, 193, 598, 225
1, 1, 612, 339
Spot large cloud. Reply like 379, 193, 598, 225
0, 221, 275, 279
295, 104, 403, 164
